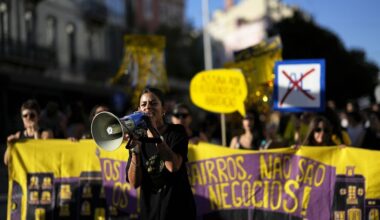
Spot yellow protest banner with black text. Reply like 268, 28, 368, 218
6, 140, 380, 219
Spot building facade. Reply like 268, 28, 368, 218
0, 2, 126, 216
207, 0, 296, 65
0, 0, 126, 141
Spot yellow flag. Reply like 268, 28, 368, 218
110, 35, 169, 105
226, 36, 282, 109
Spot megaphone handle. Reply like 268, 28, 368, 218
146, 122, 159, 136
139, 136, 162, 143
125, 138, 133, 149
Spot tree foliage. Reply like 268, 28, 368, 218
156, 25, 204, 80
270, 10, 379, 107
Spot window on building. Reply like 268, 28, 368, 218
66, 23, 77, 69
87, 31, 94, 59
25, 10, 35, 46
46, 16, 57, 49
0, 1, 9, 43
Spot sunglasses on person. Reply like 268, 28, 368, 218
173, 113, 189, 119
314, 127, 324, 133
243, 116, 254, 120
22, 112, 36, 119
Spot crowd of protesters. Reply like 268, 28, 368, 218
4, 97, 380, 165
229, 101, 380, 150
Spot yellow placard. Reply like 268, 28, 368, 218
190, 69, 247, 116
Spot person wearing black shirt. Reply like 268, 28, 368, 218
171, 103, 208, 144
125, 87, 196, 220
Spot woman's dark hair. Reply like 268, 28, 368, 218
303, 116, 334, 146
89, 104, 109, 121
139, 87, 165, 106
21, 99, 41, 115
320, 106, 344, 142
67, 101, 86, 125
172, 103, 191, 114
243, 111, 255, 121
347, 111, 362, 124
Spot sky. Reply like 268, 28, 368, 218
185, 0, 380, 68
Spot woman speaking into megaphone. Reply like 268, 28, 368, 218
125, 87, 196, 220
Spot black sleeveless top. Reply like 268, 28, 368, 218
236, 135, 261, 150
19, 128, 44, 139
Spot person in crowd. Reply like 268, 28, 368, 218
346, 111, 366, 147
125, 87, 196, 220
321, 106, 351, 146
339, 100, 360, 129
361, 111, 380, 150
170, 103, 207, 145
229, 111, 263, 150
4, 99, 54, 165
303, 116, 335, 146
283, 112, 313, 146
7, 99, 54, 142
40, 101, 68, 138
371, 103, 379, 113
200, 113, 222, 145
259, 112, 287, 149
89, 104, 110, 120
327, 100, 337, 111
346, 100, 360, 113
66, 101, 87, 140
82, 104, 110, 139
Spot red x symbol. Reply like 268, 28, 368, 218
280, 68, 315, 106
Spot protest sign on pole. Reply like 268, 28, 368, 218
190, 69, 248, 145
273, 59, 326, 112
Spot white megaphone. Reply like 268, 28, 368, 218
91, 111, 149, 151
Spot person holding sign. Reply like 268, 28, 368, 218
229, 111, 263, 150
4, 99, 54, 165
7, 99, 54, 142
302, 116, 335, 146
125, 87, 196, 220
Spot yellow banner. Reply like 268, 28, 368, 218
110, 35, 168, 105
6, 140, 380, 219
225, 36, 282, 112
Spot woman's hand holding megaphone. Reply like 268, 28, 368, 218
124, 133, 142, 153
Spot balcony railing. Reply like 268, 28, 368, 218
0, 38, 57, 69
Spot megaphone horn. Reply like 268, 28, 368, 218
91, 111, 125, 151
